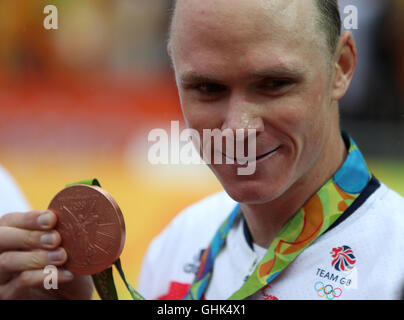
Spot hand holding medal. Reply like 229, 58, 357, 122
48, 179, 144, 300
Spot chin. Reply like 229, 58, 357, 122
225, 181, 285, 204
210, 164, 288, 204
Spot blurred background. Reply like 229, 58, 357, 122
0, 0, 403, 299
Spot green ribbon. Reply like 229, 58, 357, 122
185, 134, 371, 300
67, 179, 145, 300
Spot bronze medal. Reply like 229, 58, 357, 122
48, 185, 126, 275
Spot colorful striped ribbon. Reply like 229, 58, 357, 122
185, 134, 371, 300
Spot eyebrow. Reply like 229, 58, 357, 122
251, 66, 305, 79
180, 72, 224, 85
180, 66, 305, 84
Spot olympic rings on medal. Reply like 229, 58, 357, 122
314, 281, 343, 300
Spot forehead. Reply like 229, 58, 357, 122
170, 0, 325, 77
173, 0, 314, 34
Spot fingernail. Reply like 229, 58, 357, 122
40, 233, 56, 246
48, 249, 64, 262
37, 213, 53, 228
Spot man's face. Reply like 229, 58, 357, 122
170, 0, 338, 204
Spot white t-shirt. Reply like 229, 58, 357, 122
0, 165, 30, 217
137, 179, 404, 300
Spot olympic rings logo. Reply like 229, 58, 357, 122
314, 281, 343, 300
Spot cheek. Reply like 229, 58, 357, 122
284, 78, 329, 134
290, 83, 330, 166
180, 96, 223, 130
263, 80, 329, 162
302, 82, 331, 140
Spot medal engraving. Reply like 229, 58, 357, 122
48, 185, 126, 275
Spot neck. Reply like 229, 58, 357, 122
241, 129, 348, 249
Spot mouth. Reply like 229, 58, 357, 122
221, 145, 282, 164
253, 145, 282, 163
255, 146, 282, 162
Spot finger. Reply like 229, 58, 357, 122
0, 210, 57, 231
0, 228, 61, 252
0, 268, 74, 300
0, 248, 67, 276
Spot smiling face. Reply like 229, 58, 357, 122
169, 0, 344, 204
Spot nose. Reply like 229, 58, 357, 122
220, 96, 264, 140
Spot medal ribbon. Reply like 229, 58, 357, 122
66, 179, 145, 300
185, 134, 371, 300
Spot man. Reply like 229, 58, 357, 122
137, 0, 404, 300
0, 0, 403, 300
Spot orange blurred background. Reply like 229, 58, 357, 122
0, 0, 224, 299
0, 0, 403, 299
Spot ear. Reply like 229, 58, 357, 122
331, 31, 357, 101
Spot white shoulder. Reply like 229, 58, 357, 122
376, 183, 404, 225
166, 191, 237, 236
0, 165, 30, 216
137, 191, 237, 297
144, 190, 237, 260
